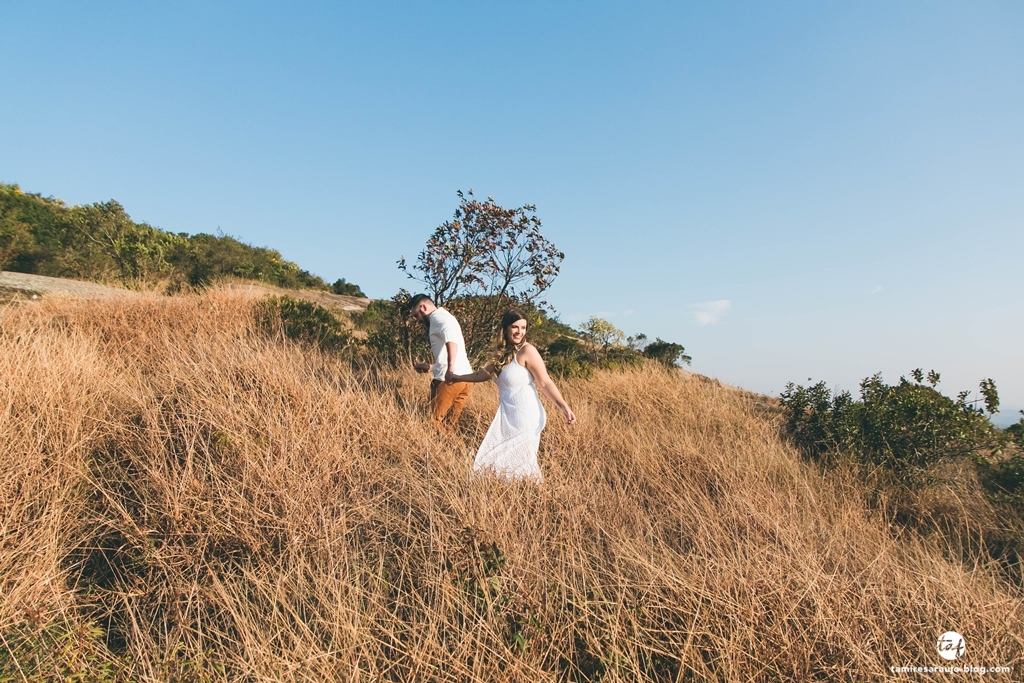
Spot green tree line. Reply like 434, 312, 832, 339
0, 183, 363, 294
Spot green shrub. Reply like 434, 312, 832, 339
780, 369, 1001, 472
0, 194, 34, 270
579, 316, 624, 350
782, 369, 1024, 582
544, 337, 595, 380
974, 413, 1024, 510
979, 452, 1024, 505
167, 233, 328, 290
348, 292, 430, 366
1, 185, 181, 284
598, 346, 646, 372
779, 380, 860, 465
259, 296, 351, 352
331, 278, 365, 297
1007, 412, 1024, 446
0, 617, 131, 682
642, 338, 692, 368
0, 183, 350, 292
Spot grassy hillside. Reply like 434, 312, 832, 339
1, 290, 1021, 681
0, 184, 355, 293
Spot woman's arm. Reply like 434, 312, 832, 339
518, 344, 576, 424
449, 364, 496, 384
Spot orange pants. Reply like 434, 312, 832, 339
429, 380, 472, 429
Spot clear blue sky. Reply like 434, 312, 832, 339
3, 1, 1022, 421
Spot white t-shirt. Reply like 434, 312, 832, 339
428, 307, 474, 381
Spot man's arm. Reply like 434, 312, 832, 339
444, 341, 458, 383
414, 313, 438, 373
450, 366, 495, 383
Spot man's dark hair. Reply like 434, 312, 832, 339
407, 293, 433, 312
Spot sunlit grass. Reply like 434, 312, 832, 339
1, 289, 1021, 681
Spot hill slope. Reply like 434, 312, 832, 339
0, 269, 370, 315
0, 183, 354, 293
1, 289, 1020, 681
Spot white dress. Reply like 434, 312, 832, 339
472, 356, 547, 481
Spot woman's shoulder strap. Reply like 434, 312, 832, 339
515, 342, 537, 360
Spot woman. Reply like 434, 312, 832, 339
450, 310, 576, 481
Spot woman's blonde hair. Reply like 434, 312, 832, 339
493, 309, 528, 375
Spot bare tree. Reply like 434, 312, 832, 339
398, 191, 564, 358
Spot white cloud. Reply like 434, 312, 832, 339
867, 285, 883, 295
694, 299, 731, 326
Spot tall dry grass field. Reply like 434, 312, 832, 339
1, 289, 1021, 681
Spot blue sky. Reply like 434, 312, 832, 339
3, 1, 1022, 421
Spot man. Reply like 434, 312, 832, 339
409, 294, 475, 429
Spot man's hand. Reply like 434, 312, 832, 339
414, 362, 431, 374
445, 368, 456, 384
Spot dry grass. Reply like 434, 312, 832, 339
1, 289, 1021, 681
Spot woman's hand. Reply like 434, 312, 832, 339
562, 406, 576, 425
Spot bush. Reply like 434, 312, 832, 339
0, 183, 351, 292
579, 317, 623, 351
541, 337, 643, 379
570, 319, 690, 375
779, 380, 860, 465
348, 292, 430, 367
597, 346, 646, 372
0, 192, 34, 270
643, 338, 692, 368
167, 233, 328, 290
782, 370, 1024, 585
0, 617, 131, 681
331, 278, 365, 297
979, 452, 1024, 505
259, 296, 351, 352
543, 337, 595, 380
1007, 412, 1024, 446
1, 185, 182, 284
977, 413, 1024, 509
780, 370, 1001, 472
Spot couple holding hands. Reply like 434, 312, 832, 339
409, 294, 576, 482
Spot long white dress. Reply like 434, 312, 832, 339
472, 356, 547, 481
